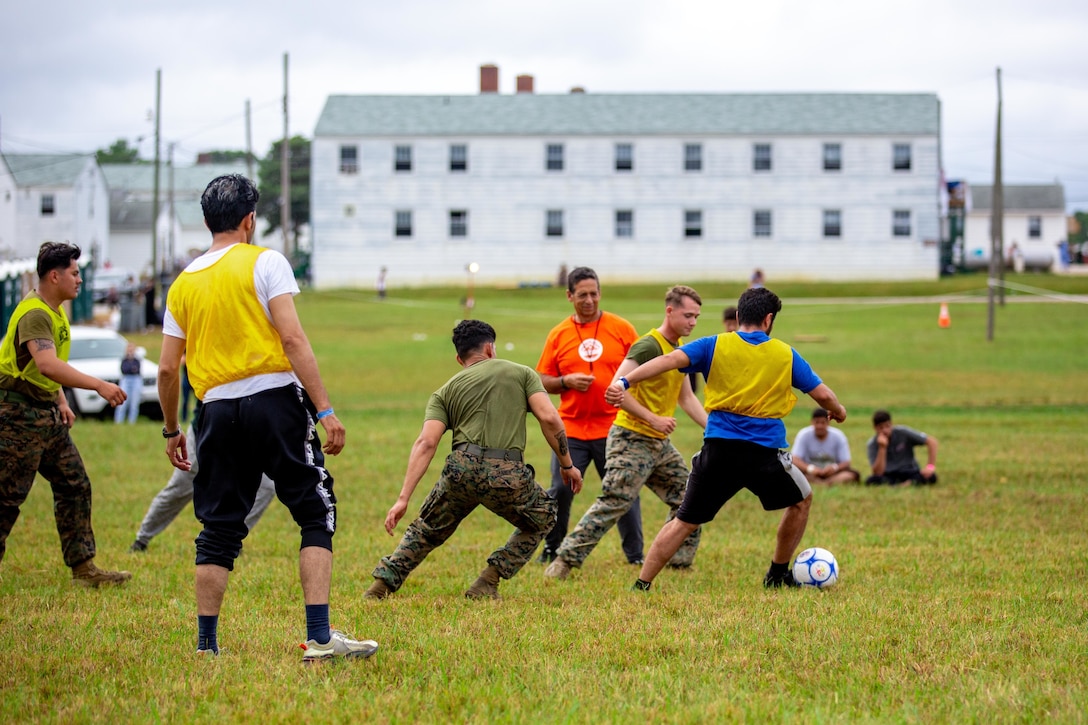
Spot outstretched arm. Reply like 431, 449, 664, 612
806, 383, 847, 423
605, 349, 691, 407
528, 391, 582, 494
385, 419, 447, 535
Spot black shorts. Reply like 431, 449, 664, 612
676, 438, 811, 525
193, 383, 336, 568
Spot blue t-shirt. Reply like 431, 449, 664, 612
679, 330, 821, 448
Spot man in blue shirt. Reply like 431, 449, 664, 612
605, 287, 847, 591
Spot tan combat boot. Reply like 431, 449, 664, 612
363, 579, 393, 600
464, 564, 502, 600
71, 559, 132, 588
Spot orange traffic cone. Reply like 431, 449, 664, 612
938, 302, 951, 328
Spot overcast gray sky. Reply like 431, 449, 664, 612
2, 0, 1086, 210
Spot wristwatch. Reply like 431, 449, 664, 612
162, 426, 182, 439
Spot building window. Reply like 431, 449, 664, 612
1028, 216, 1042, 238
41, 194, 55, 216
395, 145, 412, 172
753, 143, 772, 172
339, 145, 358, 174
615, 210, 634, 238
449, 144, 467, 172
893, 210, 911, 237
753, 210, 772, 238
546, 210, 564, 238
395, 210, 412, 237
449, 210, 468, 237
823, 143, 842, 171
546, 143, 564, 171
684, 210, 703, 238
893, 143, 912, 171
615, 143, 633, 172
684, 144, 702, 172
823, 209, 842, 238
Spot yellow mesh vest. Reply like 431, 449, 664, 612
614, 329, 684, 440
703, 333, 797, 419
0, 295, 70, 396
166, 245, 292, 399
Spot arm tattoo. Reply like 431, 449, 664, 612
33, 338, 55, 351
554, 431, 569, 457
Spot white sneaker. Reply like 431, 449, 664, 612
300, 630, 378, 662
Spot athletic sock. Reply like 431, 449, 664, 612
768, 561, 789, 577
197, 615, 219, 654
305, 604, 331, 644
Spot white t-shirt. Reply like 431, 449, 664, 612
791, 425, 851, 468
163, 244, 301, 402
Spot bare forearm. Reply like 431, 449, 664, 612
281, 332, 332, 410
398, 437, 438, 503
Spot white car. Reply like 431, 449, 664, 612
64, 326, 161, 419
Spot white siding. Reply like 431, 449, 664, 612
311, 134, 941, 288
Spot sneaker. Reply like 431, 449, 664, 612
129, 540, 148, 553
631, 579, 652, 592
363, 579, 392, 600
71, 560, 132, 588
536, 548, 557, 565
763, 569, 801, 589
543, 558, 571, 580
195, 648, 218, 658
300, 630, 379, 662
628, 557, 645, 566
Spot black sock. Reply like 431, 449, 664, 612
197, 615, 219, 654
768, 561, 789, 577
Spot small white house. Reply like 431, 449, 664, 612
0, 153, 109, 262
310, 70, 942, 289
101, 162, 252, 277
963, 184, 1065, 270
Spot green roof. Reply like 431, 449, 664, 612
971, 184, 1066, 212
100, 162, 250, 193
2, 153, 92, 187
315, 93, 940, 137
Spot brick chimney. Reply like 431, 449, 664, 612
516, 74, 534, 94
570, 86, 586, 94
480, 64, 499, 94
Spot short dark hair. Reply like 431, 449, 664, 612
737, 287, 782, 326
37, 242, 81, 278
722, 306, 737, 322
872, 409, 892, 426
201, 174, 259, 234
452, 319, 496, 358
811, 407, 829, 420
566, 266, 598, 293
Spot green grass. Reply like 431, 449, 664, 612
2, 274, 1087, 723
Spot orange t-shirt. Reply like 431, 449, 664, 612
536, 311, 638, 440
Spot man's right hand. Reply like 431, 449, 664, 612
96, 381, 126, 408
562, 466, 583, 495
319, 414, 346, 455
562, 372, 594, 392
650, 415, 677, 435
604, 382, 625, 407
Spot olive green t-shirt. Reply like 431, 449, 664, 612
425, 358, 546, 451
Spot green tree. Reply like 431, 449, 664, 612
257, 135, 310, 247
1070, 211, 1088, 246
95, 138, 141, 164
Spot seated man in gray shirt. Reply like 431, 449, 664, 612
792, 407, 859, 484
865, 409, 939, 485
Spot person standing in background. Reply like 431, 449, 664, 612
114, 343, 142, 424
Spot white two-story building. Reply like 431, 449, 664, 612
0, 153, 109, 263
310, 69, 942, 289
962, 183, 1064, 270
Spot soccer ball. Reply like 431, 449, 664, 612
793, 547, 839, 589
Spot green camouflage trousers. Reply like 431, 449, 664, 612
0, 401, 96, 568
373, 449, 557, 591
557, 425, 701, 568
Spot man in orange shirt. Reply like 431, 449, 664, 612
535, 267, 642, 564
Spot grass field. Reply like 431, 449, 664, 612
2, 274, 1087, 723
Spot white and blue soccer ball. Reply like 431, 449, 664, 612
793, 547, 839, 589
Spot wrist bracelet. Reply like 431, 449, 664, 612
560, 376, 567, 390
619, 377, 630, 390
561, 464, 575, 471
316, 408, 335, 420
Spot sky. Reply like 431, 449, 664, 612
2, 0, 1087, 211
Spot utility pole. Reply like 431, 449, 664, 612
151, 68, 162, 307
280, 52, 292, 257
245, 98, 255, 180
167, 142, 176, 276
987, 67, 1003, 341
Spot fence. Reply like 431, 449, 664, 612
0, 258, 94, 332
